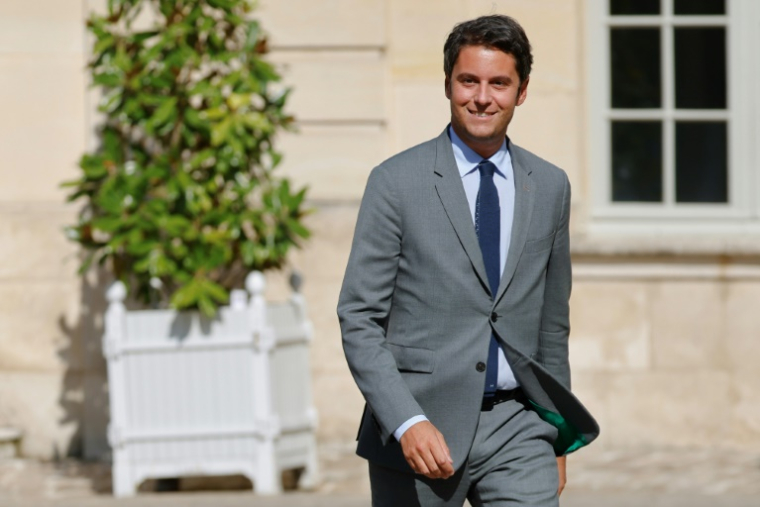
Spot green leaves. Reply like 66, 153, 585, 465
144, 96, 177, 135
170, 276, 229, 317
62, 0, 309, 316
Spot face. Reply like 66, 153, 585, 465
445, 45, 529, 158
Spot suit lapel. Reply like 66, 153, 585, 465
432, 129, 490, 294
495, 143, 535, 305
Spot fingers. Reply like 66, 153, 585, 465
407, 440, 446, 479
400, 421, 455, 479
419, 447, 444, 478
434, 431, 454, 477
408, 452, 431, 477
422, 437, 453, 479
556, 455, 567, 496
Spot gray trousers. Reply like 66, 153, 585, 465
369, 398, 560, 507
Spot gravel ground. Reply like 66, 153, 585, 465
2, 443, 759, 506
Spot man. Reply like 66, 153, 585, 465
338, 15, 599, 506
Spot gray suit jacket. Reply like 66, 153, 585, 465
338, 128, 599, 473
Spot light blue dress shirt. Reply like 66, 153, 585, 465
393, 127, 520, 441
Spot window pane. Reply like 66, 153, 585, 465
674, 28, 726, 109
611, 28, 662, 108
674, 0, 725, 15
675, 122, 728, 203
610, 0, 660, 15
612, 121, 663, 202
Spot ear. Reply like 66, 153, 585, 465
516, 76, 529, 106
445, 76, 451, 100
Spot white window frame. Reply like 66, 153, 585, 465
585, 0, 760, 236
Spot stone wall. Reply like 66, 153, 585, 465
0, 0, 757, 460
572, 262, 760, 452
0, 0, 94, 458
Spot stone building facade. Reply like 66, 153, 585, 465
0, 0, 758, 460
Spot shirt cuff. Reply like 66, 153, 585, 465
393, 415, 429, 441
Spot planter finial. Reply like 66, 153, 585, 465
245, 271, 266, 296
289, 270, 303, 293
107, 281, 127, 303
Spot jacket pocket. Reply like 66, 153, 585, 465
523, 231, 556, 254
537, 329, 568, 366
386, 343, 435, 373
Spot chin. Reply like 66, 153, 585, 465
463, 127, 498, 142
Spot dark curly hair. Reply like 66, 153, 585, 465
443, 15, 533, 84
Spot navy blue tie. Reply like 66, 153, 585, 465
475, 160, 500, 399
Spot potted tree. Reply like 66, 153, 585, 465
63, 0, 317, 496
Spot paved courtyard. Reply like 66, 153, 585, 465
2, 444, 760, 506
2, 491, 760, 507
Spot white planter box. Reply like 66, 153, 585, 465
103, 272, 318, 497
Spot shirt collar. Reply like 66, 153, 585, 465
448, 125, 511, 179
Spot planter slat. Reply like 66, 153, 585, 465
105, 272, 318, 497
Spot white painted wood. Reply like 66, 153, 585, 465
104, 271, 318, 497
662, 0, 675, 209
584, 0, 760, 233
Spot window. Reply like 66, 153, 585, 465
586, 0, 760, 232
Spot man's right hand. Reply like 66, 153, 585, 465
399, 420, 455, 479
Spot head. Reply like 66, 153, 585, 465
443, 15, 533, 158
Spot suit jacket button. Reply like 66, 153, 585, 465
476, 362, 486, 372
491, 312, 498, 322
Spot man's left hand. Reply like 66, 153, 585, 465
556, 456, 566, 495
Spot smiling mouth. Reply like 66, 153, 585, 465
468, 110, 495, 118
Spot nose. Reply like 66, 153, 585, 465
474, 83, 491, 107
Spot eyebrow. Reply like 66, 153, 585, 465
456, 73, 513, 83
